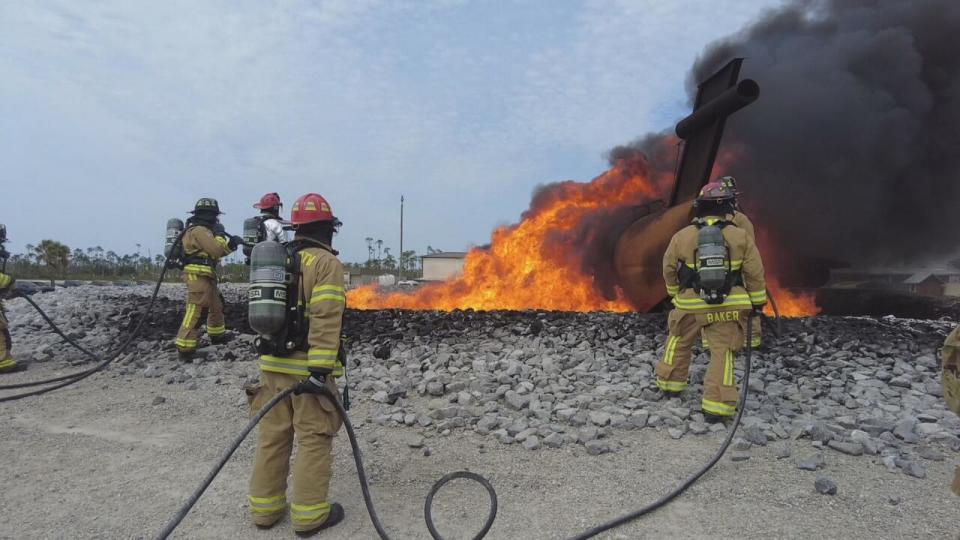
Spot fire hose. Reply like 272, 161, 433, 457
0, 263, 171, 402
159, 313, 757, 540
156, 382, 498, 540
567, 311, 756, 539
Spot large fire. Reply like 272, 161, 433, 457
347, 154, 819, 316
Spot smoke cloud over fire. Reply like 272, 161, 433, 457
350, 0, 958, 313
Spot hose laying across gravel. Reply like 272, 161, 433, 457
0, 262, 171, 400
157, 382, 498, 540
569, 311, 757, 539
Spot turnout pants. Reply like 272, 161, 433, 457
703, 316, 762, 349
940, 326, 960, 496
175, 274, 225, 353
248, 371, 343, 531
655, 308, 753, 417
0, 305, 15, 373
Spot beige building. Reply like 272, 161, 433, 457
421, 252, 467, 281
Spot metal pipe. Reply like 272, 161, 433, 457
675, 79, 760, 140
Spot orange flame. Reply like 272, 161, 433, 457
348, 157, 673, 311
766, 278, 819, 317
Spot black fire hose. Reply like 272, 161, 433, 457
766, 287, 783, 337
569, 311, 756, 539
0, 264, 170, 401
157, 383, 497, 540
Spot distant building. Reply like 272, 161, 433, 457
827, 266, 960, 298
421, 252, 467, 281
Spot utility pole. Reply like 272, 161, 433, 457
399, 195, 404, 281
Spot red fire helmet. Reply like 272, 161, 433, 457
696, 181, 735, 203
254, 192, 282, 210
290, 193, 335, 225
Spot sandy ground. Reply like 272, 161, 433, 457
1, 362, 958, 540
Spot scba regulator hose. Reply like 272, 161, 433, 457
157, 384, 498, 540
0, 263, 171, 402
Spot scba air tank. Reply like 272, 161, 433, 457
164, 218, 184, 258
242, 216, 262, 258
248, 240, 289, 336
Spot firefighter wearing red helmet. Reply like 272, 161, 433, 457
247, 193, 347, 535
253, 192, 288, 243
174, 198, 243, 360
655, 182, 767, 421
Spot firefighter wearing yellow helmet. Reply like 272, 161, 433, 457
941, 325, 960, 495
174, 198, 242, 360
656, 182, 767, 420
0, 224, 20, 373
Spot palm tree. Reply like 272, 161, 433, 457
376, 239, 383, 261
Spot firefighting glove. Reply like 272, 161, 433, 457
228, 235, 245, 251
752, 303, 767, 314
294, 374, 327, 395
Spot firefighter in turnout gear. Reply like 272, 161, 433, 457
174, 198, 242, 360
656, 182, 767, 419
247, 193, 347, 535
254, 192, 289, 243
941, 325, 960, 495
702, 175, 762, 349
0, 224, 19, 373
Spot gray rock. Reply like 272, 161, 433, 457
407, 436, 426, 449
523, 436, 541, 451
917, 447, 945, 461
732, 437, 752, 451
827, 440, 864, 456
775, 445, 793, 459
151, 396, 166, 405
589, 411, 612, 427
668, 428, 684, 440
796, 453, 826, 471
585, 440, 611, 456
743, 426, 768, 446
898, 460, 927, 479
543, 433, 565, 449
814, 476, 838, 495
371, 390, 389, 403
577, 427, 600, 444
730, 452, 751, 462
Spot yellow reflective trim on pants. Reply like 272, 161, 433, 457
702, 399, 736, 416
249, 495, 286, 515
656, 378, 688, 392
724, 351, 734, 386
175, 338, 198, 348
207, 325, 226, 336
663, 336, 679, 366
0, 358, 17, 371
0, 274, 10, 288
290, 501, 331, 524
181, 304, 197, 329
184, 264, 215, 277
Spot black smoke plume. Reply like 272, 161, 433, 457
695, 0, 960, 271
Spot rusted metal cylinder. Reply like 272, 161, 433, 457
614, 201, 694, 311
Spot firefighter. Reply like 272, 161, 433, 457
247, 193, 346, 535
656, 182, 767, 420
254, 192, 289, 243
0, 224, 19, 374
174, 198, 242, 361
701, 175, 762, 349
941, 326, 960, 495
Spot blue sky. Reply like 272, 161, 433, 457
0, 0, 782, 263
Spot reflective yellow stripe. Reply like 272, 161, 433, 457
175, 338, 198, 348
207, 325, 225, 336
663, 336, 679, 366
291, 502, 331, 524
656, 378, 688, 392
249, 495, 286, 514
702, 399, 736, 416
310, 294, 345, 305
724, 351, 734, 386
666, 284, 680, 296
181, 304, 197, 329
748, 289, 767, 303
312, 284, 345, 293
308, 349, 338, 359
184, 264, 216, 277
0, 358, 18, 370
300, 252, 318, 267
729, 259, 743, 270
749, 334, 761, 347
672, 294, 752, 311
215, 236, 230, 250
0, 274, 10, 288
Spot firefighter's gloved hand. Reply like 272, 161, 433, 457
213, 222, 226, 236
295, 374, 327, 395
228, 235, 245, 250
752, 304, 767, 314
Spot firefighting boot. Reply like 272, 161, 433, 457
294, 503, 344, 538
703, 412, 731, 425
177, 351, 195, 363
0, 358, 21, 373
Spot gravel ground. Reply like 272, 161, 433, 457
0, 285, 958, 538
